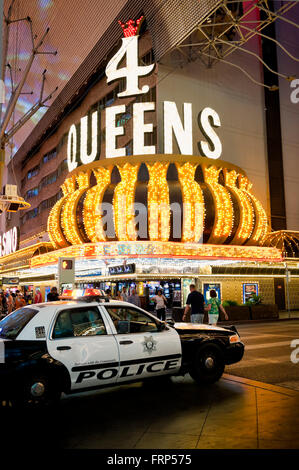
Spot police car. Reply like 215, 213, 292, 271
0, 289, 244, 406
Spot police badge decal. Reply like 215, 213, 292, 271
142, 336, 157, 354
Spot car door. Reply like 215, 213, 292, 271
102, 305, 182, 383
47, 304, 120, 391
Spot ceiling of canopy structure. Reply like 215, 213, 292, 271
1, 0, 128, 154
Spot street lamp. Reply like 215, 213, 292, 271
0, 184, 30, 214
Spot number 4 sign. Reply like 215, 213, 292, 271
105, 16, 155, 98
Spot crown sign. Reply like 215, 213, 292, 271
118, 16, 144, 37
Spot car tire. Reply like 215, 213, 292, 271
189, 343, 225, 384
11, 373, 61, 408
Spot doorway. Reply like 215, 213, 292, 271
274, 278, 286, 310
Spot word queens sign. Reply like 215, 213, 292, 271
67, 16, 222, 172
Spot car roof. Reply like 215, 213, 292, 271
31, 300, 142, 309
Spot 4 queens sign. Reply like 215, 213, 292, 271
67, 16, 223, 172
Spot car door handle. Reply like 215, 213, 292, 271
56, 346, 72, 351
119, 340, 133, 345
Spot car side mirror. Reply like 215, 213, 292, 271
166, 318, 175, 327
157, 321, 166, 331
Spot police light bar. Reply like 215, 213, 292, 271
59, 288, 109, 302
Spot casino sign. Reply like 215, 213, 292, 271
37, 17, 280, 267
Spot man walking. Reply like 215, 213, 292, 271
128, 289, 141, 307
121, 286, 128, 302
47, 287, 59, 302
183, 284, 205, 323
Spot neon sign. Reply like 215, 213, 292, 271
0, 227, 19, 257
67, 17, 223, 172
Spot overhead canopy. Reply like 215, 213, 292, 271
263, 230, 299, 258
0, 241, 53, 273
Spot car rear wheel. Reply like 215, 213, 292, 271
11, 374, 61, 408
189, 343, 225, 384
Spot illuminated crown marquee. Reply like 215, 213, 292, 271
47, 154, 269, 251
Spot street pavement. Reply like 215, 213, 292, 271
3, 372, 298, 450
2, 318, 299, 450
225, 319, 299, 391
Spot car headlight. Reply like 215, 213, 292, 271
229, 334, 241, 344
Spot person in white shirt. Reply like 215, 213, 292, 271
121, 287, 128, 302
153, 289, 167, 321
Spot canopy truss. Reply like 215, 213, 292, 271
166, 0, 298, 90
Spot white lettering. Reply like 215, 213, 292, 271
133, 102, 156, 155
164, 101, 193, 155
106, 105, 126, 158
105, 36, 155, 98
67, 124, 78, 172
290, 79, 299, 104
198, 107, 222, 159
0, 227, 18, 257
80, 111, 98, 164
291, 339, 299, 364
12, 227, 17, 252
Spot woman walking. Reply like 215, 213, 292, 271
153, 289, 167, 321
205, 289, 228, 325
0, 292, 8, 319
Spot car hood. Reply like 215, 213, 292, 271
173, 322, 233, 334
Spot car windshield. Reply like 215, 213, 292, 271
0, 308, 38, 339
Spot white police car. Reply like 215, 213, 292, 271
0, 289, 244, 406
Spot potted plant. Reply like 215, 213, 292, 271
220, 300, 251, 321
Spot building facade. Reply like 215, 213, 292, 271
1, 0, 299, 311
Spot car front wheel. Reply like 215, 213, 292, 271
189, 343, 225, 384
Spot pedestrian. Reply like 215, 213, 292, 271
47, 286, 59, 302
205, 289, 228, 325
115, 290, 122, 301
11, 292, 16, 310
6, 291, 13, 314
183, 284, 205, 323
153, 289, 167, 321
128, 289, 141, 307
121, 286, 128, 302
34, 289, 43, 304
14, 292, 26, 310
0, 293, 8, 318
105, 288, 112, 299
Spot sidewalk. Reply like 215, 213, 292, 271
279, 310, 299, 320
217, 309, 299, 326
56, 373, 299, 449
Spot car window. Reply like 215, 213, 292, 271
53, 307, 107, 339
105, 307, 158, 334
0, 308, 38, 339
